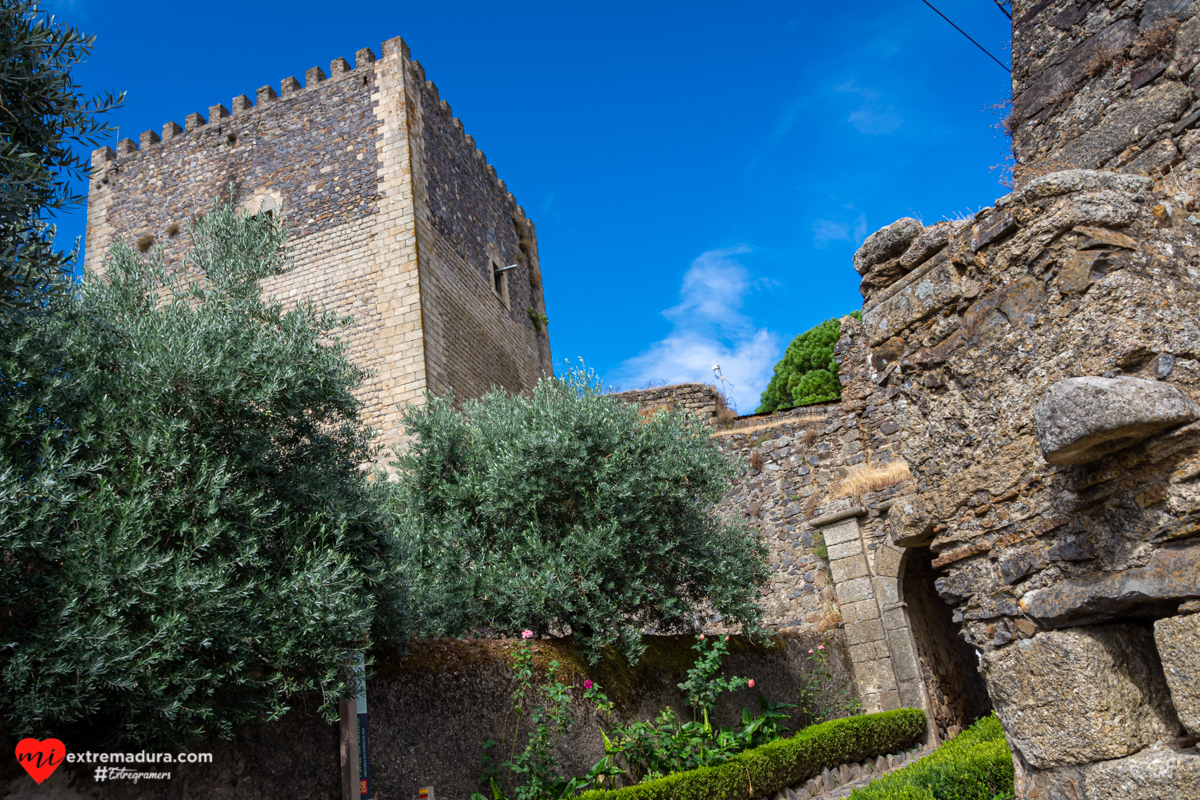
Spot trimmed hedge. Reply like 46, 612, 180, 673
848, 714, 1013, 800
576, 708, 925, 800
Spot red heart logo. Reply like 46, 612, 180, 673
14, 738, 66, 784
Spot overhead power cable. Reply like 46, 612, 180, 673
919, 0, 1012, 73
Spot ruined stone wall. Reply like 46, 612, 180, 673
613, 382, 724, 419
84, 37, 551, 444
612, 328, 938, 720
856, 165, 1200, 793
1011, 0, 1200, 204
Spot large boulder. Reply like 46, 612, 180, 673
852, 218, 922, 276
1034, 376, 1200, 465
981, 624, 1181, 769
1155, 612, 1200, 737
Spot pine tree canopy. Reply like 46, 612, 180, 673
756, 312, 862, 414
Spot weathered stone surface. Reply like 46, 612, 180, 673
1012, 169, 1152, 204
973, 210, 1016, 251
1081, 746, 1200, 799
1075, 225, 1138, 250
853, 217, 922, 276
1020, 543, 1200, 626
1012, 20, 1137, 121
864, 255, 966, 347
1058, 250, 1104, 293
1154, 612, 1200, 736
899, 220, 958, 270
981, 624, 1181, 769
1034, 376, 1200, 465
1062, 82, 1192, 170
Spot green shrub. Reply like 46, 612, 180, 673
848, 714, 1013, 800
757, 312, 862, 414
576, 708, 925, 800
386, 366, 770, 664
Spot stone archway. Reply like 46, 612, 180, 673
900, 547, 992, 741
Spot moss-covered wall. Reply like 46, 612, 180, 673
1, 633, 854, 800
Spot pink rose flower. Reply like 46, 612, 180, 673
748, 679, 755, 688
699, 634, 705, 639
584, 680, 593, 690
818, 644, 825, 650
522, 630, 533, 639
724, 636, 729, 641
808, 648, 814, 654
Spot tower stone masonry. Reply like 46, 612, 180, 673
85, 36, 553, 446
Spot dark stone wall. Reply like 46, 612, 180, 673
0, 634, 852, 800
1011, 0, 1200, 193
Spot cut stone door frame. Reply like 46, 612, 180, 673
813, 507, 938, 743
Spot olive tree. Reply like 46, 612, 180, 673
388, 368, 769, 663
0, 205, 405, 745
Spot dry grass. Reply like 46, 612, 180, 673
637, 404, 674, 424
135, 234, 155, 252
828, 460, 912, 500
166, 223, 181, 237
748, 452, 764, 471
710, 413, 824, 438
1130, 19, 1179, 61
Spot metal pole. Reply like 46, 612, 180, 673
340, 652, 371, 800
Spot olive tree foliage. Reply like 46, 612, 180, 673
756, 312, 862, 414
387, 368, 770, 664
0, 205, 405, 746
0, 2, 122, 315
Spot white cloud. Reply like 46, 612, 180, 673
813, 213, 868, 248
611, 246, 780, 412
836, 80, 903, 135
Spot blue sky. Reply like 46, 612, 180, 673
54, 0, 1012, 412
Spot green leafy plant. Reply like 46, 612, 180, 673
528, 306, 550, 332
848, 714, 1012, 800
0, 202, 405, 745
677, 635, 748, 721
757, 312, 862, 414
476, 635, 618, 800
1, 2, 123, 315
386, 365, 770, 664
598, 696, 796, 787
575, 709, 927, 800
796, 637, 863, 726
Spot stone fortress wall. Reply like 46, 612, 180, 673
615, 322, 990, 742
85, 37, 552, 444
847, 0, 1200, 795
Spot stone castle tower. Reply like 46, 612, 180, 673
84, 36, 553, 443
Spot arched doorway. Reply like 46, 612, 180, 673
901, 547, 992, 740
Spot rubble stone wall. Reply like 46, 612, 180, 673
856, 151, 1200, 799
1012, 0, 1200, 206
614, 330, 958, 725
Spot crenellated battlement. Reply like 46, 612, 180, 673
90, 36, 518, 202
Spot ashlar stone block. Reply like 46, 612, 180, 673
1154, 612, 1200, 736
981, 623, 1181, 769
